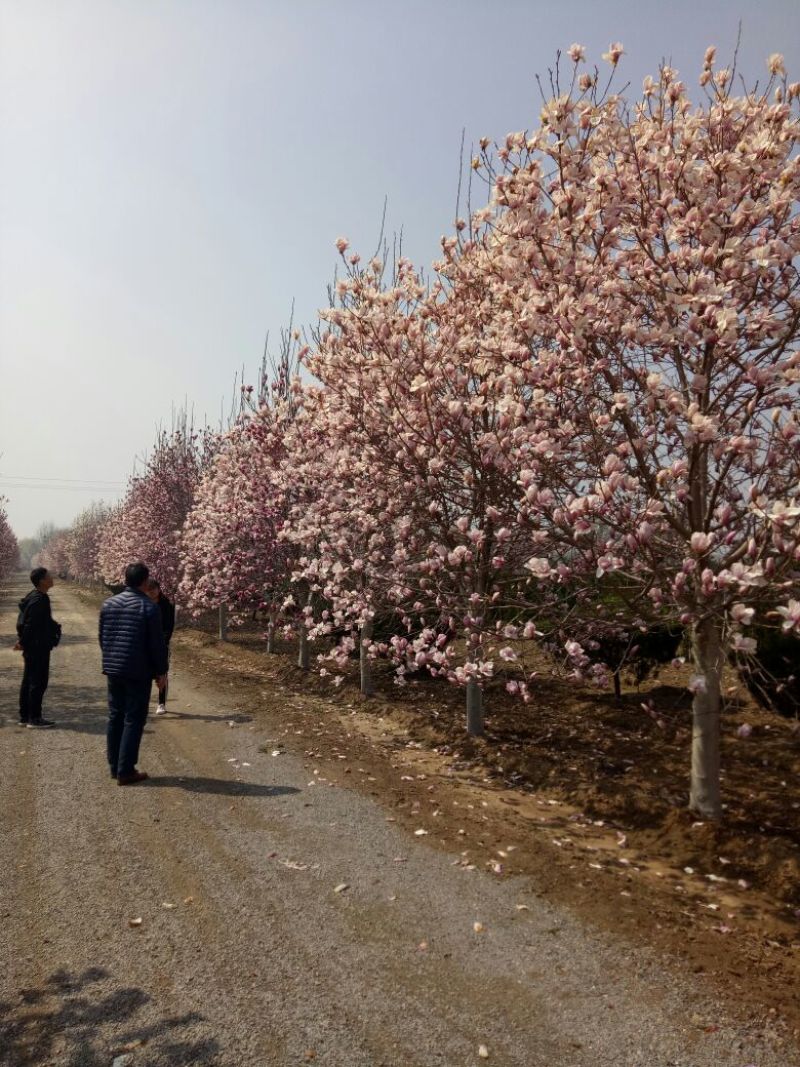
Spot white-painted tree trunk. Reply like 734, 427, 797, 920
297, 590, 313, 670
466, 678, 484, 737
218, 603, 228, 641
297, 623, 309, 669
689, 616, 723, 819
360, 619, 374, 697
266, 612, 276, 654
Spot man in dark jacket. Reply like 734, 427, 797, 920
16, 566, 61, 728
99, 561, 168, 785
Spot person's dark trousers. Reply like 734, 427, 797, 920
106, 677, 152, 778
19, 650, 50, 723
157, 646, 171, 707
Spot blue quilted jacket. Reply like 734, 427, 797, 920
99, 588, 169, 681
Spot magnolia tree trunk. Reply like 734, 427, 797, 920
218, 603, 228, 642
297, 621, 310, 669
297, 590, 313, 670
266, 610, 276, 654
466, 678, 484, 737
360, 619, 374, 697
689, 616, 723, 820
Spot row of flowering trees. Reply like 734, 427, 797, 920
0, 500, 19, 581
41, 47, 800, 820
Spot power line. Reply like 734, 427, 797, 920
0, 483, 124, 493
0, 473, 124, 487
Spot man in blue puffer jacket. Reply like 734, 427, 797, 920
99, 561, 169, 785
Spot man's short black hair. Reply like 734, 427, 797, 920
125, 562, 149, 589
30, 566, 49, 587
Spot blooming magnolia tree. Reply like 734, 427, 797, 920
180, 333, 303, 647
300, 249, 541, 727
279, 381, 402, 693
98, 422, 210, 598
0, 501, 19, 581
180, 403, 298, 641
463, 45, 800, 816
39, 528, 71, 578
64, 502, 112, 585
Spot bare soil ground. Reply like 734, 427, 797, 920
174, 606, 800, 1047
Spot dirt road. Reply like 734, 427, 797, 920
0, 577, 791, 1066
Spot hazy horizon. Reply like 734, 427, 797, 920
2, 0, 799, 537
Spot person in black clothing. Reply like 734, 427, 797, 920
15, 566, 61, 728
99, 561, 168, 785
144, 578, 175, 714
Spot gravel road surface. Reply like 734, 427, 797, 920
0, 577, 791, 1067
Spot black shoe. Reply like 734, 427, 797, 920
19, 719, 29, 727
118, 770, 149, 786
27, 718, 55, 729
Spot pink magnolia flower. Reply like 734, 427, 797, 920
525, 557, 551, 579
690, 532, 714, 555
776, 599, 800, 633
602, 42, 624, 65
731, 634, 757, 654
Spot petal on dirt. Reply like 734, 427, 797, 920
334, 883, 350, 894
127, 917, 143, 928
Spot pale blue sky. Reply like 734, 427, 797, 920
1, 0, 798, 536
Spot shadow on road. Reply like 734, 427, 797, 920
0, 685, 108, 735
50, 684, 108, 735
146, 776, 300, 798
0, 965, 220, 1066
56, 633, 93, 647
